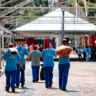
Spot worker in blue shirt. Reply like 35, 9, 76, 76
2, 43, 21, 92
57, 39, 72, 91
16, 39, 29, 88
77, 47, 82, 61
42, 44, 56, 88
86, 46, 91, 62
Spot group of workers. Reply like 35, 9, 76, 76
2, 38, 72, 92
76, 46, 96, 62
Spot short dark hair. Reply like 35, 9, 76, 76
8, 43, 14, 48
15, 39, 25, 42
62, 38, 68, 44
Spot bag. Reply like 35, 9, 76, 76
56, 45, 72, 57
40, 66, 45, 80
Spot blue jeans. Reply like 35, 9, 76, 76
5, 70, 16, 90
86, 53, 90, 62
32, 66, 40, 81
58, 64, 70, 89
16, 64, 25, 86
44, 67, 53, 87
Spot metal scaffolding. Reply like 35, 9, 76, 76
0, 0, 96, 68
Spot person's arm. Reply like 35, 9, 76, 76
2, 52, 6, 60
54, 49, 57, 57
26, 53, 31, 62
24, 48, 29, 55
55, 49, 60, 57
17, 53, 22, 64
24, 48, 30, 62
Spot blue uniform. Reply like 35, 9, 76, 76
17, 45, 29, 65
42, 48, 56, 67
16, 45, 29, 87
58, 56, 70, 90
42, 48, 56, 88
77, 48, 82, 60
86, 48, 91, 62
2, 50, 21, 90
77, 48, 82, 55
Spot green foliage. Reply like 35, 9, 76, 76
86, 0, 96, 3
77, 0, 85, 12
34, 0, 48, 7
17, 8, 49, 27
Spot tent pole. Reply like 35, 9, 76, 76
61, 10, 65, 43
0, 19, 2, 69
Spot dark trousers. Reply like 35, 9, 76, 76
91, 54, 96, 62
83, 51, 86, 61
32, 66, 40, 81
78, 54, 82, 61
44, 67, 53, 87
58, 64, 70, 89
5, 70, 16, 90
16, 64, 25, 86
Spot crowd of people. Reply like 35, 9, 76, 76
75, 46, 96, 62
2, 39, 72, 93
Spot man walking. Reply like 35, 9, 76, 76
29, 45, 42, 82
42, 44, 56, 88
57, 39, 72, 91
16, 39, 29, 88
2, 43, 21, 92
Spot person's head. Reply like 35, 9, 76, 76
62, 38, 68, 45
8, 43, 14, 48
33, 45, 38, 50
18, 39, 25, 46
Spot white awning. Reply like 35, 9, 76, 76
13, 8, 96, 34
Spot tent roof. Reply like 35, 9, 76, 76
13, 8, 96, 33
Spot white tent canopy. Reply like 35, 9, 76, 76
13, 8, 96, 36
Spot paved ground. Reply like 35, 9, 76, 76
0, 61, 96, 96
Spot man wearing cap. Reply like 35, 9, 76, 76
57, 39, 72, 91
2, 43, 21, 92
16, 39, 29, 88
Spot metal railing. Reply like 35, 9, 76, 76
1, 1, 34, 16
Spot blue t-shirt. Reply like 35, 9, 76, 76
82, 47, 87, 52
86, 48, 91, 55
17, 45, 29, 65
77, 48, 82, 54
59, 56, 70, 64
2, 50, 21, 71
42, 48, 56, 67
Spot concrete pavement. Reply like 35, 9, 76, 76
0, 61, 96, 96
0, 60, 5, 77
